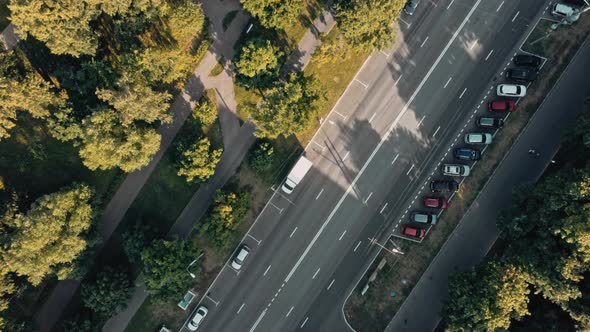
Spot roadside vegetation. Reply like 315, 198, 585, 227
0, 0, 210, 329
345, 13, 590, 332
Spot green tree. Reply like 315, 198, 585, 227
200, 190, 251, 247
248, 141, 275, 178
135, 48, 195, 85
122, 223, 151, 264
444, 260, 531, 331
96, 74, 172, 126
236, 39, 283, 87
141, 239, 202, 303
176, 137, 223, 183
251, 73, 323, 139
78, 109, 161, 172
81, 267, 133, 318
167, 0, 206, 51
192, 94, 218, 130
335, 0, 405, 51
8, 0, 130, 57
0, 73, 61, 139
0, 184, 95, 285
240, 0, 301, 31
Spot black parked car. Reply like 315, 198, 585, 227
513, 54, 542, 67
430, 180, 459, 193
477, 116, 504, 129
454, 147, 481, 161
505, 67, 538, 82
562, 0, 587, 7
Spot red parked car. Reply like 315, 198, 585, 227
402, 225, 426, 239
489, 100, 516, 112
422, 197, 448, 209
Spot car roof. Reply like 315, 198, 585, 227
237, 247, 249, 260
403, 226, 418, 235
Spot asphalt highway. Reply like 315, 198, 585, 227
181, 0, 549, 331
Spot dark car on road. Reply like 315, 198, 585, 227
562, 0, 588, 7
477, 116, 504, 129
430, 180, 459, 193
402, 225, 426, 239
404, 0, 420, 15
454, 147, 481, 161
423, 196, 448, 209
513, 54, 542, 67
489, 99, 516, 112
506, 67, 538, 82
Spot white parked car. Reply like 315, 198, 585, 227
464, 133, 493, 145
187, 306, 208, 331
441, 164, 471, 177
551, 3, 577, 17
231, 244, 251, 270
497, 84, 526, 97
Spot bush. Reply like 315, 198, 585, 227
81, 267, 133, 318
248, 141, 275, 177
199, 189, 251, 248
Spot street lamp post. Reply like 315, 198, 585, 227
186, 253, 204, 278
369, 237, 404, 255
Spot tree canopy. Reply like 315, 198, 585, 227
78, 109, 161, 172
81, 267, 133, 318
176, 137, 223, 183
200, 190, 251, 247
0, 184, 95, 285
334, 0, 405, 51
444, 260, 531, 331
141, 239, 202, 303
251, 73, 323, 139
240, 0, 301, 31
236, 39, 283, 88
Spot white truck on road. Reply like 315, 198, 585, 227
281, 156, 313, 194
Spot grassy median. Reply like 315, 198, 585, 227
345, 15, 590, 332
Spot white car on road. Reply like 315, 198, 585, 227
464, 132, 493, 145
187, 306, 208, 331
497, 84, 526, 97
441, 164, 471, 176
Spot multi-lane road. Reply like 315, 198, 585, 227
182, 0, 549, 331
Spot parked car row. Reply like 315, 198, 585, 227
401, 53, 544, 240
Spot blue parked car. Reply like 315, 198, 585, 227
454, 147, 481, 161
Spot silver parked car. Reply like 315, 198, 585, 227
404, 0, 421, 15
231, 244, 251, 270
441, 164, 471, 177
464, 132, 493, 145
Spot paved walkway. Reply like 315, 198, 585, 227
385, 35, 590, 332
0, 23, 20, 51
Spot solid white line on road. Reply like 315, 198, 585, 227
364, 192, 373, 204
395, 75, 403, 86
399, 17, 412, 28
433, 126, 441, 137
312, 268, 320, 279
443, 76, 453, 88
391, 153, 400, 165
406, 164, 415, 176
355, 78, 368, 89
380, 202, 388, 214
459, 88, 467, 99
289, 227, 298, 238
381, 50, 391, 57
327, 279, 335, 290
315, 189, 324, 200
237, 303, 245, 314
512, 11, 520, 22
286, 306, 294, 317
418, 115, 426, 126
369, 112, 377, 123
301, 317, 309, 328
283, 0, 483, 285
354, 241, 362, 252
447, 0, 454, 9
343, 151, 350, 161
420, 36, 429, 48
339, 230, 347, 241
470, 39, 478, 50
497, 0, 504, 12
485, 49, 494, 61
263, 265, 271, 276
249, 309, 267, 332
312, 140, 326, 151
328, 120, 335, 125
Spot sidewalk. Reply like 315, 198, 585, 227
385, 35, 590, 332
0, 23, 20, 51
